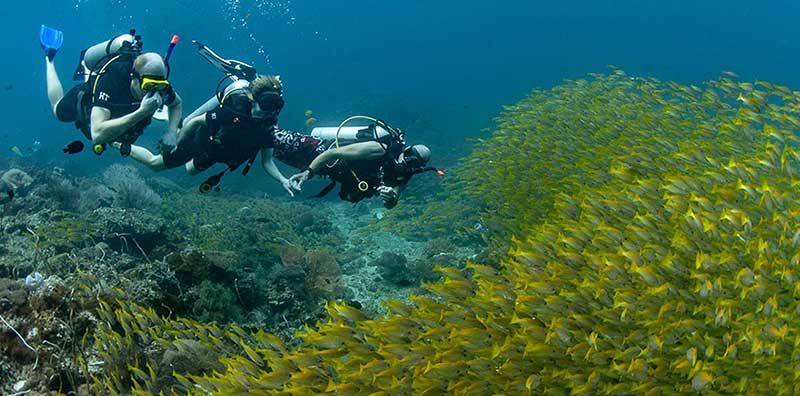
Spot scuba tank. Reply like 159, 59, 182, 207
73, 31, 140, 81
311, 124, 391, 144
83, 33, 136, 72
184, 77, 248, 124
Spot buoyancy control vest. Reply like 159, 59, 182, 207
314, 123, 407, 203
196, 106, 276, 193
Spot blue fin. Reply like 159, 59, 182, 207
40, 25, 64, 60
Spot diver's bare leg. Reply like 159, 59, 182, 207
128, 145, 167, 171
45, 57, 64, 116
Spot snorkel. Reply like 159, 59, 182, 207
165, 35, 179, 67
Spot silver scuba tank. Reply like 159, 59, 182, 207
183, 78, 250, 122
310, 124, 390, 144
82, 33, 136, 73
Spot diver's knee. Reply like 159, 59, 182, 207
185, 161, 199, 175
147, 156, 166, 171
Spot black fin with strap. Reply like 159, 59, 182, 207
199, 169, 226, 193
239, 149, 260, 176
313, 181, 337, 198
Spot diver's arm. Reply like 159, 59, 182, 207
90, 98, 158, 144
377, 182, 407, 209
308, 141, 386, 172
260, 147, 297, 197
166, 93, 183, 136
289, 141, 387, 190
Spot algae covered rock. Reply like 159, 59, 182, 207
375, 251, 415, 285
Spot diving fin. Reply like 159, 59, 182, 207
39, 25, 64, 61
193, 40, 257, 80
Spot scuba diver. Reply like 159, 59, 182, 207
40, 25, 182, 157
125, 41, 297, 195
286, 117, 441, 209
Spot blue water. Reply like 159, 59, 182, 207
1, 0, 799, 190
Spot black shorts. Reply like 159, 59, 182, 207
55, 84, 85, 122
191, 154, 216, 172
162, 140, 198, 169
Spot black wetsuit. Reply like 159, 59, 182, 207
55, 57, 176, 142
271, 130, 409, 203
162, 106, 275, 171
325, 151, 408, 203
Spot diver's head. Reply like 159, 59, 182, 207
220, 79, 254, 116
131, 53, 169, 97
400, 144, 431, 168
250, 75, 284, 120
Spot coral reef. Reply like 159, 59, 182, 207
66, 71, 800, 394
375, 251, 414, 285
17, 70, 796, 394
0, 168, 33, 198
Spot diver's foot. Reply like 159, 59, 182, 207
45, 48, 57, 61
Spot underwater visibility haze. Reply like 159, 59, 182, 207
1, 0, 800, 394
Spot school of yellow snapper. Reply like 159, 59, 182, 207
90, 70, 800, 395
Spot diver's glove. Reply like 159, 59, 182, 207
377, 185, 399, 209
139, 91, 163, 116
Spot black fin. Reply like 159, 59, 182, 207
313, 181, 337, 198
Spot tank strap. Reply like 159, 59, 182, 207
104, 34, 127, 54
90, 54, 123, 99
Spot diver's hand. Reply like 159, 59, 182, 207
288, 170, 311, 191
377, 185, 399, 208
139, 91, 163, 115
281, 178, 300, 197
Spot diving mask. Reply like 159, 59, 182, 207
139, 75, 170, 92
401, 145, 426, 167
253, 91, 284, 119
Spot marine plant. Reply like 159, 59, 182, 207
85, 71, 800, 394
103, 164, 163, 211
